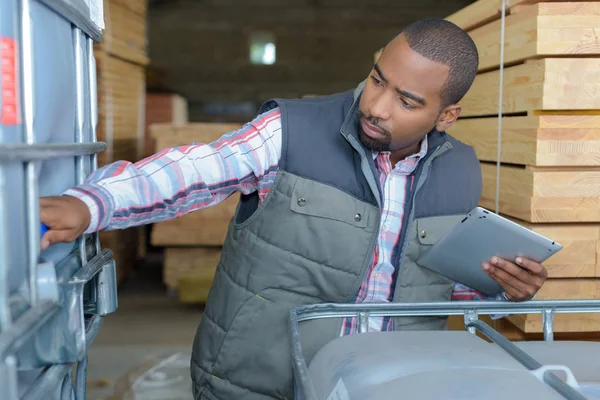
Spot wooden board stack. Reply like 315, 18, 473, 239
144, 93, 189, 158
149, 123, 243, 303
443, 0, 600, 336
373, 1, 600, 336
95, 0, 149, 284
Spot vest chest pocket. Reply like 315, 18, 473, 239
289, 177, 372, 228
411, 213, 468, 264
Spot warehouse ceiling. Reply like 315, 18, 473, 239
147, 0, 473, 121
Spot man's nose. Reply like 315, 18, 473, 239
369, 92, 391, 121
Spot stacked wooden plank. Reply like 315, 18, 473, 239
143, 93, 189, 158
149, 123, 243, 302
95, 0, 149, 284
95, 0, 149, 66
442, 1, 600, 335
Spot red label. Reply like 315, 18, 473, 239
1, 37, 19, 125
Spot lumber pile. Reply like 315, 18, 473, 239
95, 0, 149, 284
149, 123, 243, 302
143, 93, 189, 158
441, 1, 600, 336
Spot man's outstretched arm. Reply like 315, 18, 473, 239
40, 107, 283, 249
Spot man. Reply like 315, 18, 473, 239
40, 19, 547, 399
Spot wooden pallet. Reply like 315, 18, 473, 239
109, 0, 147, 17
463, 3, 600, 71
96, 0, 149, 66
143, 93, 188, 158
95, 51, 146, 166
446, 0, 592, 33
440, 1, 600, 335
460, 58, 600, 117
448, 114, 600, 167
480, 163, 600, 223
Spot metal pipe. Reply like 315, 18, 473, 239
0, 142, 107, 162
71, 249, 114, 283
0, 166, 11, 331
293, 300, 600, 323
22, 364, 71, 400
468, 320, 586, 400
543, 309, 555, 342
289, 300, 600, 400
358, 312, 368, 333
74, 28, 90, 269
60, 370, 73, 400
20, 0, 39, 307
88, 37, 102, 255
75, 356, 87, 400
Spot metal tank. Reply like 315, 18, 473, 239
0, 0, 118, 398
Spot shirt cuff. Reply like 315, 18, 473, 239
62, 183, 115, 234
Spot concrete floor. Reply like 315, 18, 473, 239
86, 253, 204, 400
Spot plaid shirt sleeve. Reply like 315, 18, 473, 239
63, 107, 283, 234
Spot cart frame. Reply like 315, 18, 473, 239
289, 299, 600, 400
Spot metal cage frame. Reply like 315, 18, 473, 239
290, 299, 600, 400
0, 1, 117, 399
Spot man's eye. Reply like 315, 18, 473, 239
400, 98, 415, 110
371, 76, 382, 86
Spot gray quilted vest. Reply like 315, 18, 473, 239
190, 86, 482, 400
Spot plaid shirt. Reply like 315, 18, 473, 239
65, 106, 503, 335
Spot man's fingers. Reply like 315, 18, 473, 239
483, 261, 535, 300
515, 257, 546, 277
488, 271, 526, 300
41, 229, 78, 250
490, 257, 545, 290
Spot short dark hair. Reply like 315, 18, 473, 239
392, 18, 479, 108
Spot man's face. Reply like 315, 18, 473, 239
358, 34, 461, 156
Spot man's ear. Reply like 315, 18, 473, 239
436, 104, 461, 132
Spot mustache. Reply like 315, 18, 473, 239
358, 111, 390, 137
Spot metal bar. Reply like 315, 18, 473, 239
71, 249, 113, 283
358, 312, 368, 333
290, 301, 600, 400
73, 27, 90, 269
22, 364, 71, 400
0, 300, 60, 358
3, 356, 18, 400
87, 37, 102, 255
0, 142, 107, 162
468, 320, 587, 400
60, 370, 73, 400
543, 309, 555, 342
464, 309, 478, 335
293, 300, 600, 323
26, 163, 39, 304
0, 167, 11, 331
20, 0, 39, 306
75, 356, 88, 400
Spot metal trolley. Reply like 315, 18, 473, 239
290, 300, 600, 400
0, 0, 118, 399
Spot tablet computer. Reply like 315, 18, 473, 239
416, 207, 563, 297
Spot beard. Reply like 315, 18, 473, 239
357, 110, 392, 152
